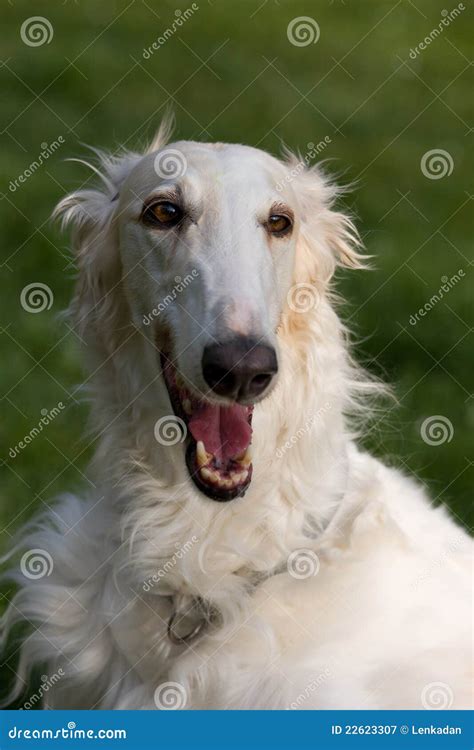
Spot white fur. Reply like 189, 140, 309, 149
1, 122, 472, 710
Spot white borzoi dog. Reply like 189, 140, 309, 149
2, 120, 472, 710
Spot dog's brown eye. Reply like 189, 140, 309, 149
267, 214, 292, 236
142, 201, 183, 228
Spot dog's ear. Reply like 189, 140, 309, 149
286, 156, 367, 289
53, 150, 140, 348
54, 118, 174, 352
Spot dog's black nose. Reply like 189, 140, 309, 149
202, 337, 278, 402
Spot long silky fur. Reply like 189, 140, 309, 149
1, 122, 399, 710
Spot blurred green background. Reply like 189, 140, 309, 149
0, 0, 472, 565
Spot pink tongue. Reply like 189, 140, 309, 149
188, 403, 251, 463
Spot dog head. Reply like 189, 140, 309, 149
55, 119, 364, 502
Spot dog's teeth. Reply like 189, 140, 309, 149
236, 446, 252, 467
233, 470, 248, 484
200, 467, 220, 484
196, 441, 211, 468
183, 398, 192, 415
199, 464, 249, 490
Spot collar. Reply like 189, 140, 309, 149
167, 452, 349, 646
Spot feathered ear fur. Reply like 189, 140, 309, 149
285, 153, 367, 291
52, 150, 138, 352
52, 117, 174, 352
146, 110, 175, 154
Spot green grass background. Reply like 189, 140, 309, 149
0, 0, 472, 560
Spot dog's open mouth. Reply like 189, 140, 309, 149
161, 354, 253, 502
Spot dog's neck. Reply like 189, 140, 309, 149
83, 298, 355, 608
